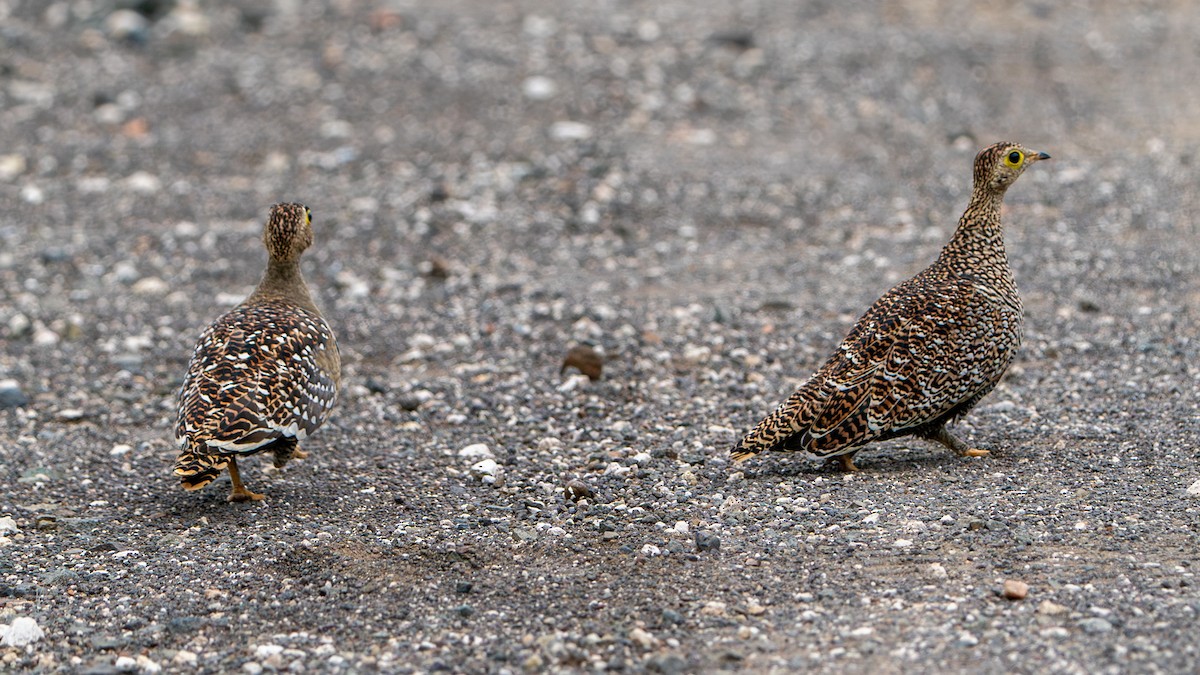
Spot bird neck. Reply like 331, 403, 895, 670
938, 188, 1009, 273
247, 258, 321, 314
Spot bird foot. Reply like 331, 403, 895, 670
834, 455, 860, 472
291, 448, 308, 460
228, 486, 265, 502
962, 448, 990, 458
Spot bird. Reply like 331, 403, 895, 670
732, 142, 1050, 471
173, 203, 341, 501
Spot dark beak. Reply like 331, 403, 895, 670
1035, 151, 1051, 160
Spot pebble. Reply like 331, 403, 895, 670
1002, 579, 1029, 600
522, 76, 558, 100
565, 480, 594, 502
114, 656, 137, 672
0, 516, 18, 535
1, 617, 45, 647
172, 651, 198, 667
955, 631, 979, 647
0, 154, 25, 180
457, 443, 493, 460
105, 9, 149, 42
1186, 479, 1200, 497
1078, 618, 1114, 634
695, 531, 721, 552
0, 379, 29, 410
628, 627, 657, 649
470, 458, 499, 480
549, 121, 593, 141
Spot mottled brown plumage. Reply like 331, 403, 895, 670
732, 142, 1050, 470
174, 203, 341, 501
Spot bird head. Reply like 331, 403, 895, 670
973, 142, 1051, 193
263, 202, 314, 262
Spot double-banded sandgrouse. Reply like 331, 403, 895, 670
174, 203, 341, 501
732, 142, 1050, 470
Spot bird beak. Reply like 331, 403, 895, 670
1033, 151, 1051, 161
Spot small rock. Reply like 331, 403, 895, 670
0, 380, 29, 409
640, 544, 661, 557
1187, 479, 1200, 497
173, 650, 198, 667
457, 443, 493, 460
1078, 617, 1113, 634
0, 154, 25, 180
105, 9, 149, 42
628, 627, 657, 649
550, 121, 592, 141
1038, 600, 1068, 615
560, 344, 603, 380
114, 655, 137, 672
123, 171, 161, 194
131, 277, 169, 295
695, 531, 721, 552
1002, 579, 1029, 600
455, 581, 473, 594
1, 617, 45, 647
470, 458, 499, 479
565, 479, 595, 502
522, 76, 557, 100
0, 516, 18, 535
661, 608, 684, 625
956, 631, 979, 647
453, 604, 474, 617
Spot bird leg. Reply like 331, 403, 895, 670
825, 453, 860, 472
930, 426, 990, 458
226, 457, 265, 502
291, 447, 308, 460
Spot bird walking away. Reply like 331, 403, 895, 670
732, 142, 1050, 471
174, 203, 341, 501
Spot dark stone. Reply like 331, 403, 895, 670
0, 383, 29, 409
695, 531, 721, 552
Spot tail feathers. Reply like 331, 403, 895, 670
174, 442, 227, 491
731, 396, 813, 461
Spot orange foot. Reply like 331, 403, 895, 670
963, 448, 990, 458
228, 486, 265, 503
836, 454, 860, 472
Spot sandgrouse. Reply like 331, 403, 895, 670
174, 203, 341, 501
732, 142, 1049, 471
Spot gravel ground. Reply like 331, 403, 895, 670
2, 1, 1199, 673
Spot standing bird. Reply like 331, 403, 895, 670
732, 142, 1050, 471
174, 203, 341, 501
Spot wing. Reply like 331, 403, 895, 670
801, 274, 1020, 457
175, 302, 340, 455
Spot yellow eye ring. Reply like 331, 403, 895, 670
1005, 150, 1024, 168
305, 207, 312, 224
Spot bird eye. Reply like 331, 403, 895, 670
1005, 150, 1024, 167
304, 207, 312, 224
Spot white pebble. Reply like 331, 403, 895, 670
21, 184, 44, 204
1187, 479, 1200, 497
1, 617, 45, 647
549, 121, 592, 141
254, 645, 284, 659
893, 539, 913, 548
458, 443, 493, 460
115, 655, 138, 672
673, 521, 689, 535
522, 76, 557, 100
0, 516, 18, 535
640, 544, 661, 557
471, 458, 498, 477
123, 171, 161, 194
